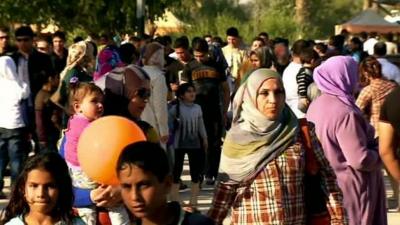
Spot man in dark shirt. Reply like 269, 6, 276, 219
51, 31, 68, 76
165, 36, 195, 99
181, 38, 230, 185
379, 87, 400, 185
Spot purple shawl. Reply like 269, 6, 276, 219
313, 56, 359, 107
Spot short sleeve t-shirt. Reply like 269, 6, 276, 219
380, 87, 400, 134
181, 59, 226, 121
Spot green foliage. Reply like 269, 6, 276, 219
0, 0, 364, 42
0, 0, 177, 34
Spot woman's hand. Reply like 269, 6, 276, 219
90, 185, 123, 208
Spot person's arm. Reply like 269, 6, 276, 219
153, 75, 169, 143
221, 81, 230, 116
34, 93, 47, 145
207, 182, 237, 225
379, 121, 400, 181
355, 87, 372, 116
73, 187, 94, 207
309, 126, 348, 225
198, 106, 208, 151
336, 112, 380, 171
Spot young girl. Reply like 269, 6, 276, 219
64, 82, 129, 225
1, 152, 85, 225
168, 83, 207, 210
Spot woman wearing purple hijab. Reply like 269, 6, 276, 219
307, 56, 387, 225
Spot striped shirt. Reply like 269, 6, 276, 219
296, 67, 314, 98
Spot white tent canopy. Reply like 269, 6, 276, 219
336, 9, 400, 34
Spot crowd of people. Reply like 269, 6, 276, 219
0, 24, 399, 225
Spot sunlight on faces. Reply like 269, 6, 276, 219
74, 92, 104, 121
193, 51, 208, 63
0, 31, 9, 49
52, 37, 64, 52
250, 54, 261, 69
16, 36, 33, 53
181, 86, 196, 102
256, 78, 285, 120
24, 169, 59, 215
128, 80, 151, 119
227, 36, 239, 48
118, 165, 171, 219
251, 40, 264, 51
174, 47, 189, 63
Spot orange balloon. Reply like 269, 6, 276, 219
77, 116, 146, 185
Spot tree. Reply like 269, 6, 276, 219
0, 0, 178, 34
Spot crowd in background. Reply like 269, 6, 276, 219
0, 24, 400, 225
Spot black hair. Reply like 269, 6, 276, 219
252, 37, 265, 45
360, 32, 368, 40
385, 32, 394, 42
258, 32, 269, 39
119, 43, 137, 64
15, 26, 34, 38
36, 35, 51, 44
116, 141, 169, 182
53, 31, 66, 41
173, 36, 189, 49
299, 48, 319, 64
212, 36, 224, 46
329, 35, 345, 50
273, 37, 289, 47
314, 42, 328, 54
176, 83, 195, 99
203, 34, 212, 39
192, 38, 208, 53
374, 42, 387, 56
1, 152, 74, 225
350, 37, 363, 51
73, 36, 84, 43
226, 27, 239, 37
292, 39, 312, 56
0, 26, 9, 33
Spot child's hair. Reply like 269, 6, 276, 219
116, 141, 170, 182
1, 152, 74, 225
359, 56, 382, 86
69, 82, 103, 112
176, 83, 195, 99
299, 48, 319, 65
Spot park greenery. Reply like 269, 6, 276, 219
0, 0, 364, 42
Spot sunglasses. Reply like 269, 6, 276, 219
16, 37, 31, 42
0, 36, 8, 40
135, 88, 151, 99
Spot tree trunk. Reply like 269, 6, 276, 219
295, 0, 310, 38
363, 0, 378, 9
295, 0, 307, 25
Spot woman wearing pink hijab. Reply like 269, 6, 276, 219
307, 56, 387, 225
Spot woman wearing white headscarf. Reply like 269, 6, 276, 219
140, 42, 169, 144
208, 68, 346, 225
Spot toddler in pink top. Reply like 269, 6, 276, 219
64, 82, 129, 225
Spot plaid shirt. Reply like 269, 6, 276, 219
356, 79, 397, 137
208, 132, 347, 225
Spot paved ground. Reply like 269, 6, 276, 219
0, 162, 399, 224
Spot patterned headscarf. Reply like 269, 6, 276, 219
219, 68, 298, 184
313, 56, 359, 107
93, 45, 124, 81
